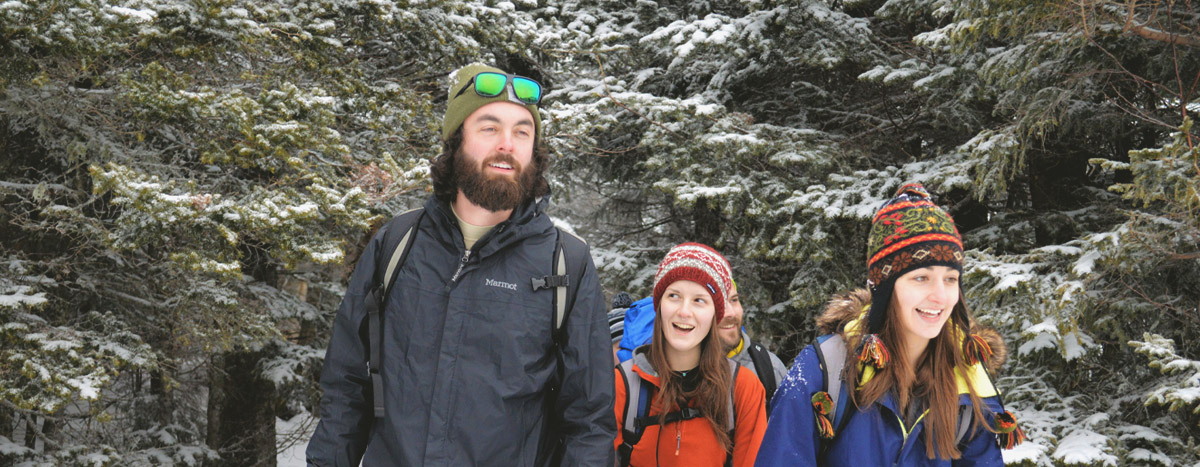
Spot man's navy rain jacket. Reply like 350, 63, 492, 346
307, 195, 616, 466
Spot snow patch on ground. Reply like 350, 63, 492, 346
0, 434, 33, 456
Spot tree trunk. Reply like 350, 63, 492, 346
23, 415, 36, 449
40, 418, 54, 450
212, 350, 277, 467
691, 200, 723, 247
0, 403, 11, 440
207, 353, 226, 452
149, 369, 173, 427
298, 320, 316, 347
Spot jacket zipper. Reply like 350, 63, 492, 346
675, 422, 681, 455
894, 409, 928, 465
450, 249, 470, 283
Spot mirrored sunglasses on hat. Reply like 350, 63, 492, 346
453, 71, 543, 105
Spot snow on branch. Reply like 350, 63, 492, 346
1130, 333, 1200, 415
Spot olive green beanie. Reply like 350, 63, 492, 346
442, 63, 543, 142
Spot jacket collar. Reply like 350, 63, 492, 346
423, 193, 554, 256
630, 345, 662, 386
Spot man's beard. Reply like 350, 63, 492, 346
718, 316, 743, 350
454, 150, 536, 212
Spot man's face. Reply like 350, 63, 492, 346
455, 101, 537, 212
717, 288, 744, 351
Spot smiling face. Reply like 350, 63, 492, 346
454, 101, 537, 212
891, 266, 960, 354
717, 287, 743, 351
658, 280, 717, 369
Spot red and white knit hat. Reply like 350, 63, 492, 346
652, 243, 734, 323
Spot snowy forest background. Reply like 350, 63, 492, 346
1, 0, 1198, 465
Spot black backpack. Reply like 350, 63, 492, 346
614, 357, 740, 467
745, 340, 778, 411
361, 208, 590, 465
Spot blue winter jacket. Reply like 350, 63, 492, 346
755, 343, 1005, 467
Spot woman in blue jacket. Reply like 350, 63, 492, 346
756, 184, 1026, 466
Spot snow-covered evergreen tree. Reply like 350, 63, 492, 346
538, 0, 1200, 464
1, 0, 547, 464
2, 0, 1197, 464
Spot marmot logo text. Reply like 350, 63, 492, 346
485, 278, 518, 291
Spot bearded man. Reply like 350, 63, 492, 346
307, 64, 615, 466
717, 282, 789, 413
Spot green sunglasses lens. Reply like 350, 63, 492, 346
510, 77, 542, 104
473, 72, 507, 97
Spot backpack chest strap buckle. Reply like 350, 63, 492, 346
531, 274, 569, 291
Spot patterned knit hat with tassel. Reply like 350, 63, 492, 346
652, 243, 733, 325
865, 183, 965, 335
845, 186, 1028, 449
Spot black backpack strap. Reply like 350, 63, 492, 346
546, 228, 589, 344
366, 208, 424, 419
746, 340, 778, 411
539, 227, 590, 466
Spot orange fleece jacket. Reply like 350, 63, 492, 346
614, 362, 767, 467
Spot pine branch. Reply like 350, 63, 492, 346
1099, 2, 1200, 48
0, 180, 81, 194
1123, 22, 1200, 47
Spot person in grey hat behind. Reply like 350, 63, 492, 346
608, 292, 633, 365
307, 63, 615, 466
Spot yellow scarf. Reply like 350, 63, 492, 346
727, 336, 744, 359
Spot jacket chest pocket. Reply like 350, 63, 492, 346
460, 285, 556, 374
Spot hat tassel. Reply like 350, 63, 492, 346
811, 391, 835, 439
963, 334, 993, 366
994, 410, 1027, 449
858, 334, 890, 369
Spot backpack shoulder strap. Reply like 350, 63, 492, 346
539, 228, 589, 344
616, 359, 649, 467
367, 208, 423, 419
955, 404, 974, 450
813, 334, 850, 430
746, 340, 778, 409
376, 208, 425, 297
536, 228, 591, 466
814, 333, 858, 456
724, 359, 741, 467
727, 359, 740, 434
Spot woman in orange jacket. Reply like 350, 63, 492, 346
614, 243, 767, 467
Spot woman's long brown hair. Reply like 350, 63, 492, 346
648, 299, 734, 451
842, 293, 993, 460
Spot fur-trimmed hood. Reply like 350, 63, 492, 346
815, 288, 1007, 372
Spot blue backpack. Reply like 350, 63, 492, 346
616, 296, 655, 362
